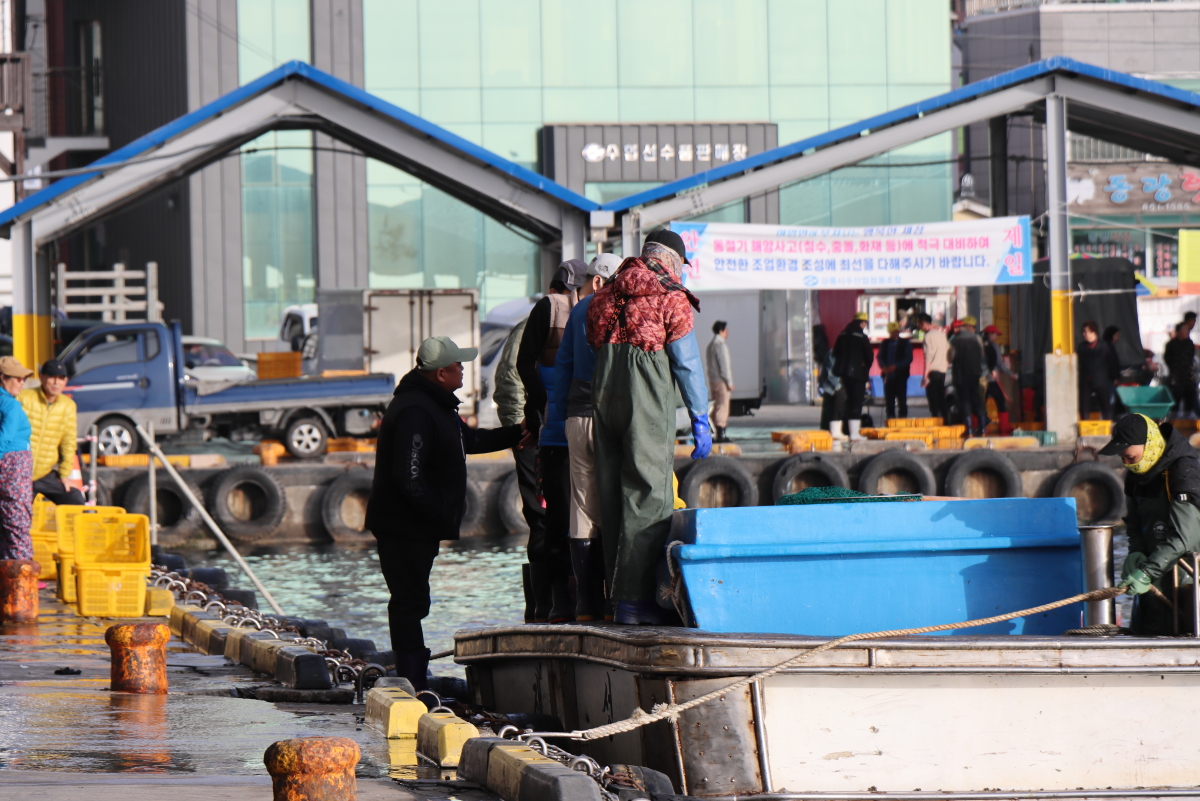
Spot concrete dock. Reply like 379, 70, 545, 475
0, 589, 497, 800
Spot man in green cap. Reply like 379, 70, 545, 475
367, 335, 532, 689
1104, 413, 1200, 634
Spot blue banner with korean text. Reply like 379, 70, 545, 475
670, 217, 1033, 290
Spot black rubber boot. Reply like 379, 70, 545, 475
570, 539, 605, 622
715, 426, 729, 443
395, 648, 430, 693
522, 563, 535, 623
547, 577, 574, 624
530, 561, 552, 623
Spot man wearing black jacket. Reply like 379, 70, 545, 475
832, 312, 873, 441
367, 335, 531, 690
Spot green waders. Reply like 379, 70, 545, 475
1130, 494, 1200, 635
592, 344, 676, 602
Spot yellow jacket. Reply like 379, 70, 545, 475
18, 387, 77, 481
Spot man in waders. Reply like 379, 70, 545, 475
831, 312, 872, 441
586, 230, 711, 625
367, 336, 532, 689
1104, 413, 1200, 635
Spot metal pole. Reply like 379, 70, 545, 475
88, 424, 97, 504
134, 423, 285, 616
1046, 94, 1072, 356
1193, 553, 1200, 639
147, 419, 157, 547
1077, 525, 1114, 626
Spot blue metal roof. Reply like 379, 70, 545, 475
0, 60, 597, 230
599, 56, 1200, 213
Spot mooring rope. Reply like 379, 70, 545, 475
565, 585, 1128, 741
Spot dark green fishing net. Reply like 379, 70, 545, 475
776, 486, 922, 505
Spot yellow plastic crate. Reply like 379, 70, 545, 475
1079, 420, 1113, 438
31, 531, 57, 580
55, 505, 126, 555
99, 453, 190, 468
861, 427, 889, 439
931, 425, 967, 439
55, 552, 76, 604
75, 513, 150, 567
783, 430, 832, 453
884, 431, 934, 447
935, 437, 964, 450
75, 565, 149, 617
32, 494, 56, 532
885, 417, 943, 429
327, 437, 377, 453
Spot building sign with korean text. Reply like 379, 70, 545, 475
1069, 162, 1200, 215
670, 217, 1033, 291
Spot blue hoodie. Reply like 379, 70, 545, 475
0, 390, 30, 456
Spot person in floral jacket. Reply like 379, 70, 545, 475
586, 230, 710, 624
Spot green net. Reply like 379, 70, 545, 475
776, 486, 923, 506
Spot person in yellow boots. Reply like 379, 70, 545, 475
19, 359, 84, 506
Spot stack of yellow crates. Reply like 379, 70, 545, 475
30, 495, 57, 580
884, 430, 934, 448
878, 418, 967, 450
1079, 420, 1113, 437
886, 417, 943, 429
779, 430, 833, 453
54, 505, 124, 606
74, 512, 151, 617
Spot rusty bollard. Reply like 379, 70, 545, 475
105, 622, 170, 694
264, 737, 359, 801
0, 559, 40, 623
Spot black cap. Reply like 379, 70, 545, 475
644, 229, 690, 265
39, 359, 68, 378
1099, 414, 1148, 456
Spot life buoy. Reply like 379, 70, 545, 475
772, 454, 851, 502
678, 456, 759, 508
857, 449, 937, 496
121, 470, 205, 546
320, 470, 374, 543
208, 466, 288, 543
1053, 462, 1125, 523
944, 450, 1024, 499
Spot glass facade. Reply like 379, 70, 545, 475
363, 0, 953, 315
238, 0, 314, 339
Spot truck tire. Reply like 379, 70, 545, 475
321, 470, 374, 543
498, 471, 529, 536
97, 416, 141, 456
208, 466, 288, 543
1054, 462, 1125, 524
857, 450, 937, 496
772, 454, 850, 501
460, 479, 485, 536
121, 470, 205, 546
284, 417, 328, 459
944, 450, 1024, 499
679, 456, 758, 508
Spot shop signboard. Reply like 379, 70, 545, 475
670, 217, 1033, 291
1069, 162, 1200, 215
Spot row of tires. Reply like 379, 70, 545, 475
677, 451, 1126, 524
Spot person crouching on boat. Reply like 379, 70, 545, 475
1104, 413, 1200, 635
366, 336, 533, 690
585, 229, 710, 625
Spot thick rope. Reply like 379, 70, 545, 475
571, 585, 1127, 741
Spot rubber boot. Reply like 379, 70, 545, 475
998, 411, 1012, 437
570, 539, 605, 622
548, 576, 574, 624
614, 600, 673, 626
395, 648, 430, 693
848, 420, 866, 442
829, 421, 848, 441
522, 564, 535, 623
529, 562, 552, 623
715, 426, 729, 443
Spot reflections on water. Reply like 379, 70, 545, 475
185, 540, 527, 675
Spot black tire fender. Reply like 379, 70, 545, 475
678, 456, 759, 509
772, 454, 851, 502
498, 471, 528, 535
121, 470, 205, 546
1053, 462, 1125, 523
460, 479, 485, 536
857, 449, 938, 496
320, 470, 374, 543
208, 465, 288, 543
944, 449, 1024, 499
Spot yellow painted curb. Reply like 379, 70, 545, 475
365, 687, 427, 738
486, 743, 560, 801
144, 587, 174, 616
169, 603, 203, 636
249, 637, 290, 674
418, 712, 479, 767
193, 619, 235, 655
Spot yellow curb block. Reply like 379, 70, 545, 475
144, 587, 174, 616
169, 603, 203, 636
193, 619, 235, 655
486, 743, 561, 801
249, 637, 290, 674
365, 687, 427, 738
418, 712, 479, 767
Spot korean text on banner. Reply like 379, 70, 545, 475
670, 217, 1033, 291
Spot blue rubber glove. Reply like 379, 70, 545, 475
1119, 568, 1152, 596
691, 414, 712, 460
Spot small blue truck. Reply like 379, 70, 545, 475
59, 321, 395, 458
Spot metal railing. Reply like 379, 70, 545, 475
1069, 133, 1166, 164
0, 52, 28, 121
28, 64, 101, 140
967, 0, 1192, 16
55, 261, 162, 322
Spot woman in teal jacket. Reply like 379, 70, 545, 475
0, 356, 33, 560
